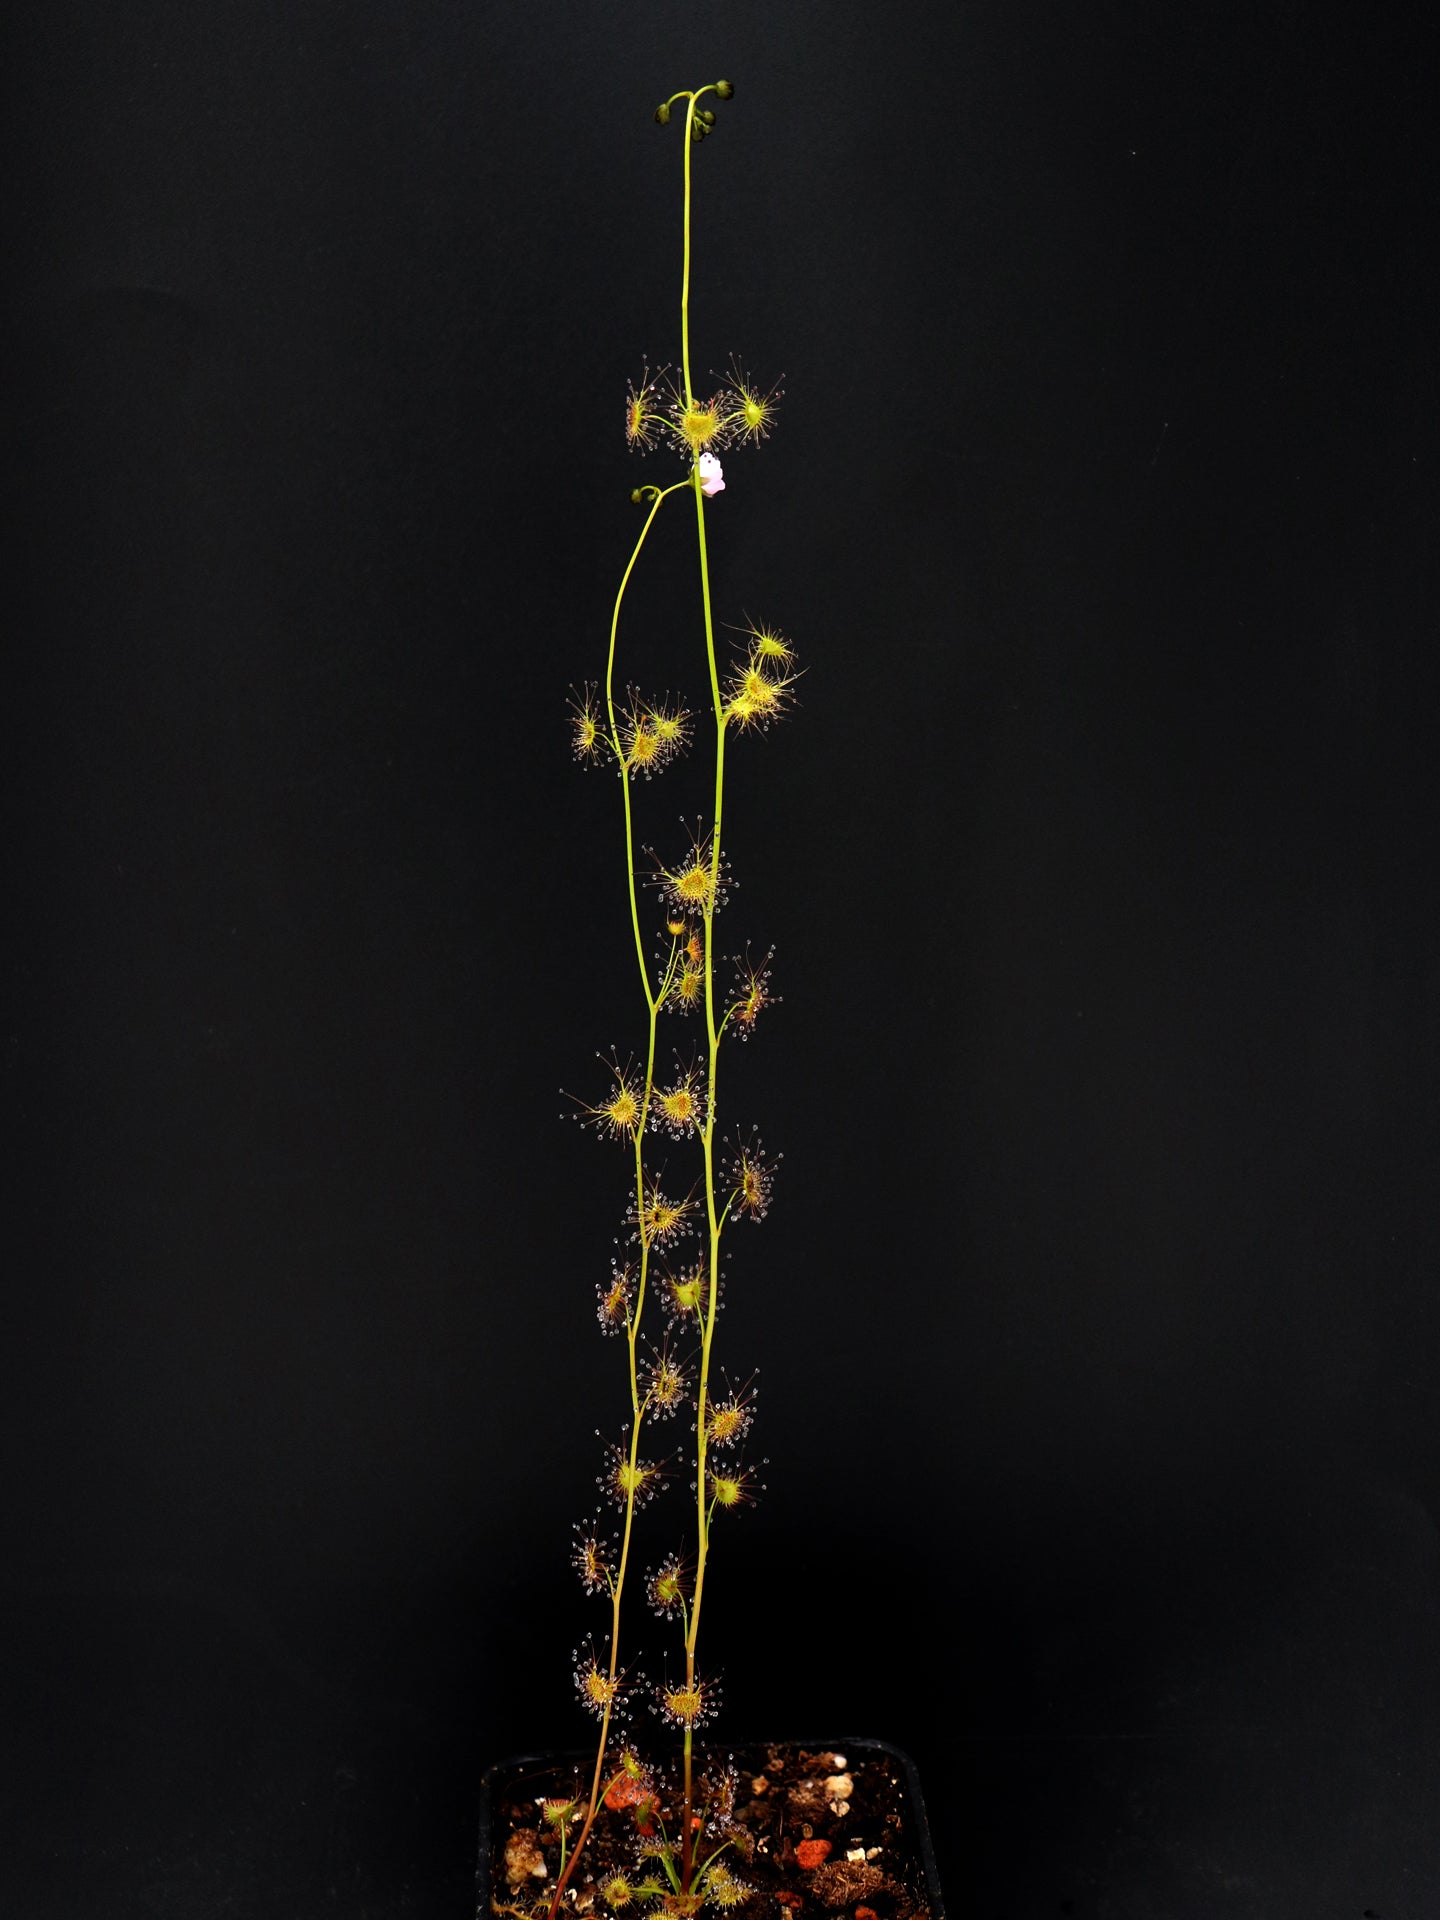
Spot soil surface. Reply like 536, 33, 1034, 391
484, 1742, 935, 1920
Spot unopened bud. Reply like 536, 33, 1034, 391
698, 109, 716, 127
715, 80, 734, 100
690, 118, 705, 140
654, 103, 671, 125
630, 488, 646, 505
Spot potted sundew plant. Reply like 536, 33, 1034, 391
479, 79, 945, 1920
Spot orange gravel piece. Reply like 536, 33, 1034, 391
602, 1775, 656, 1834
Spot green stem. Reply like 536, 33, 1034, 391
681, 94, 695, 404
605, 482, 687, 1000
679, 110, 731, 1897
549, 477, 689, 1920
688, 484, 728, 1686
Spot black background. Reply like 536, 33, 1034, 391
3, 2, 1438, 1915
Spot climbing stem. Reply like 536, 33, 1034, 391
605, 482, 687, 1000
551, 474, 690, 1919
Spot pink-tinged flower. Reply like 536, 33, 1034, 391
697, 452, 725, 496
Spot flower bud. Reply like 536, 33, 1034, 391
690, 118, 705, 140
630, 488, 646, 505
698, 109, 716, 127
715, 80, 734, 100
653, 103, 671, 125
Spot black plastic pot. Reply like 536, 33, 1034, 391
477, 1738, 945, 1920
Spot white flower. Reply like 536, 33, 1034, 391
697, 452, 725, 497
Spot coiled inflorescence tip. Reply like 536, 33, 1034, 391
657, 82, 732, 131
